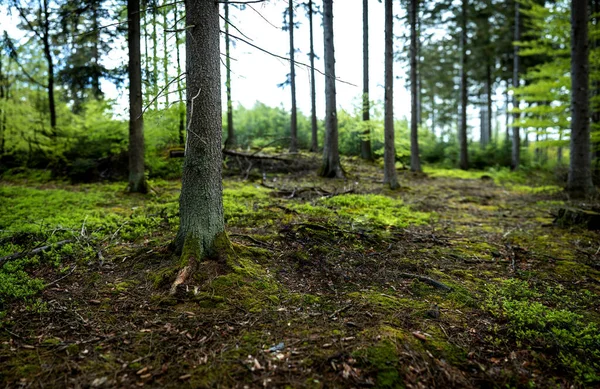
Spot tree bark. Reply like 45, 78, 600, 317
175, 0, 226, 257
162, 4, 169, 107
308, 0, 318, 152
567, 0, 594, 196
41, 0, 56, 137
128, 0, 148, 193
152, 1, 159, 110
224, 2, 236, 149
511, 0, 520, 170
486, 63, 492, 145
360, 0, 372, 160
288, 0, 298, 152
91, 1, 101, 99
0, 55, 5, 155
409, 0, 421, 172
592, 0, 600, 178
319, 0, 344, 178
175, 1, 184, 147
458, 0, 469, 170
384, 0, 399, 188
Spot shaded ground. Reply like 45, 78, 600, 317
0, 155, 599, 388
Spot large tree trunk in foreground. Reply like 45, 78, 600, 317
458, 0, 469, 170
288, 0, 298, 152
409, 0, 421, 172
308, 0, 318, 152
127, 0, 148, 193
360, 0, 373, 161
224, 2, 235, 149
511, 0, 520, 170
174, 0, 228, 289
319, 0, 344, 178
383, 0, 399, 188
567, 0, 594, 196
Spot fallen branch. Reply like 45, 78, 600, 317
222, 149, 293, 162
0, 239, 73, 266
398, 273, 453, 292
45, 266, 77, 288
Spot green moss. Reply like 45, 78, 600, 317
149, 267, 178, 289
555, 261, 600, 281
348, 290, 428, 313
356, 340, 403, 388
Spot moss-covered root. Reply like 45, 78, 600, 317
170, 231, 237, 295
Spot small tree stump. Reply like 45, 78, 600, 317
554, 208, 600, 230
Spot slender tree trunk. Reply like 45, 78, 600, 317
41, 0, 56, 137
143, 0, 149, 106
511, 0, 520, 170
319, 0, 344, 178
486, 63, 492, 145
409, 0, 421, 172
308, 0, 318, 152
224, 2, 235, 149
174, 0, 230, 293
458, 0, 469, 170
175, 2, 184, 147
0, 56, 5, 155
289, 0, 298, 152
592, 0, 600, 178
416, 15, 422, 127
360, 0, 372, 160
567, 0, 594, 196
152, 1, 158, 110
162, 5, 169, 107
558, 132, 563, 165
128, 0, 148, 193
505, 80, 510, 146
384, 0, 399, 188
91, 2, 101, 99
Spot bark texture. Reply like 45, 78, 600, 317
458, 0, 469, 170
319, 0, 344, 178
308, 0, 318, 152
127, 0, 148, 193
42, 0, 56, 136
175, 2, 185, 147
511, 0, 520, 170
383, 0, 399, 188
288, 0, 298, 152
224, 2, 235, 149
567, 0, 594, 196
409, 0, 421, 172
175, 0, 225, 256
361, 0, 373, 161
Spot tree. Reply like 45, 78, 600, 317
409, 0, 421, 172
383, 0, 399, 188
173, 0, 229, 291
174, 1, 185, 147
361, 0, 373, 161
127, 0, 147, 193
307, 0, 318, 152
12, 0, 57, 137
511, 0, 520, 170
224, 2, 236, 149
458, 0, 469, 170
287, 0, 298, 152
567, 0, 594, 195
319, 0, 344, 178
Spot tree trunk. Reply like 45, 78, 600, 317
319, 0, 344, 178
384, 0, 399, 188
409, 0, 421, 172
175, 1, 184, 147
511, 0, 520, 170
0, 55, 5, 155
567, 0, 594, 196
143, 0, 149, 106
288, 0, 298, 152
91, 2, 101, 99
486, 62, 492, 145
175, 0, 226, 260
42, 0, 56, 137
505, 80, 510, 146
360, 0, 372, 160
152, 1, 158, 110
592, 0, 600, 178
128, 0, 148, 194
162, 4, 169, 107
224, 2, 235, 149
458, 0, 468, 170
308, 0, 318, 152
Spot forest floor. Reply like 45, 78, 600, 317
0, 154, 599, 388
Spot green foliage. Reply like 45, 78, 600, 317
484, 279, 600, 384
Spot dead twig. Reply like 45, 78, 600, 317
45, 266, 77, 288
398, 273, 453, 292
0, 239, 73, 265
